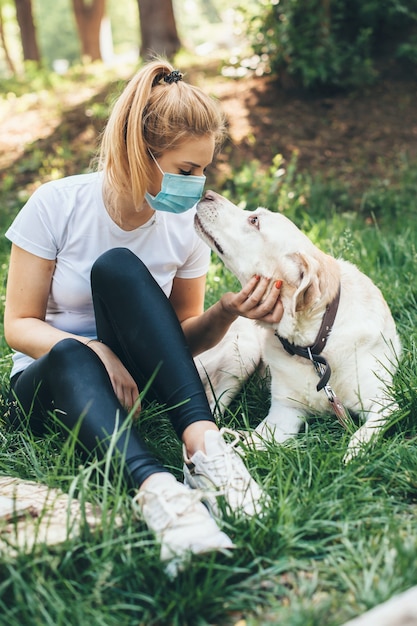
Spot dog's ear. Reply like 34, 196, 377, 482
288, 252, 322, 312
287, 251, 340, 313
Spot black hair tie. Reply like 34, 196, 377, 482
164, 70, 183, 84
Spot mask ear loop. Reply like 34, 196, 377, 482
147, 149, 165, 175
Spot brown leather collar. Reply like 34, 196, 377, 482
275, 284, 341, 391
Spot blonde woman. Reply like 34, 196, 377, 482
4, 60, 282, 570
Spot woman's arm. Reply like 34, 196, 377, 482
4, 244, 141, 413
170, 274, 283, 357
4, 245, 73, 357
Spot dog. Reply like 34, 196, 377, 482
194, 191, 401, 461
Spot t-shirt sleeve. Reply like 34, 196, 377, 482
5, 183, 64, 260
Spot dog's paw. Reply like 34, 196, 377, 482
248, 420, 296, 447
343, 426, 375, 463
240, 430, 269, 451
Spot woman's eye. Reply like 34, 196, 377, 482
248, 215, 259, 228
179, 169, 192, 176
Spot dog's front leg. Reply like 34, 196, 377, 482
246, 402, 305, 449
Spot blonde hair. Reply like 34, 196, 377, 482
99, 59, 226, 209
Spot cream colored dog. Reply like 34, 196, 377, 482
195, 191, 401, 461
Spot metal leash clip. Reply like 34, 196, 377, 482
307, 348, 351, 429
323, 383, 336, 403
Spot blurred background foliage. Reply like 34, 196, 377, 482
1, 0, 416, 91
241, 0, 417, 89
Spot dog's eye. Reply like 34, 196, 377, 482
248, 215, 260, 229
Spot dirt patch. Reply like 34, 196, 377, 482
211, 72, 417, 196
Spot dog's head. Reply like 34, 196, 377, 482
195, 191, 340, 319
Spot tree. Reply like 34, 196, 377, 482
72, 0, 105, 61
14, 0, 40, 63
137, 0, 181, 60
0, 2, 17, 74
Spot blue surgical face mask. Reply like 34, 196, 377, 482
145, 150, 206, 214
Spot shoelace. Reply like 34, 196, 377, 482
133, 487, 207, 532
206, 428, 250, 493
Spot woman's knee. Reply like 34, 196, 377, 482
91, 248, 144, 284
48, 338, 92, 370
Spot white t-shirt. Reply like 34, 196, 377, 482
5, 172, 211, 377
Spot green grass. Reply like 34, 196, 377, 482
1, 90, 417, 624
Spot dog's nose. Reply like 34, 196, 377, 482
203, 190, 216, 201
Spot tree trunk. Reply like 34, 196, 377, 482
72, 0, 105, 62
137, 0, 181, 60
14, 0, 40, 63
0, 4, 17, 74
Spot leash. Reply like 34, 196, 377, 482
275, 285, 351, 429
307, 347, 352, 429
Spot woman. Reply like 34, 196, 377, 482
4, 60, 283, 569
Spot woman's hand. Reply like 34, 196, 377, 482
87, 341, 142, 418
220, 275, 283, 324
174, 274, 283, 356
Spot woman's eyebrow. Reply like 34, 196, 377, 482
182, 160, 212, 168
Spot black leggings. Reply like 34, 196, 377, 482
8, 248, 215, 489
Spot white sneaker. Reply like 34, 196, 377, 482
183, 427, 270, 518
132, 473, 234, 575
